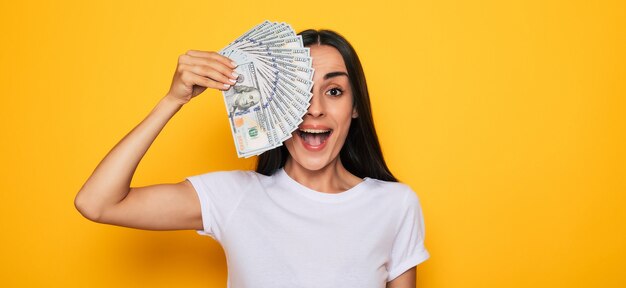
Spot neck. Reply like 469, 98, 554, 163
283, 156, 363, 194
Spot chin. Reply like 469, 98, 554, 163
292, 154, 334, 172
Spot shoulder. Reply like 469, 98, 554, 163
187, 169, 260, 180
364, 178, 423, 212
186, 170, 267, 190
366, 178, 416, 199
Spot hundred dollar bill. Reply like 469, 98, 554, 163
218, 20, 314, 157
247, 27, 295, 46
257, 62, 314, 90
261, 77, 301, 133
228, 49, 284, 155
242, 22, 291, 43
252, 56, 308, 142
226, 21, 272, 48
234, 36, 303, 51
230, 26, 297, 50
254, 65, 300, 140
224, 22, 293, 53
231, 49, 312, 111
220, 51, 276, 157
244, 47, 310, 58
248, 54, 313, 71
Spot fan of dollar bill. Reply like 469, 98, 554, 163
218, 20, 314, 158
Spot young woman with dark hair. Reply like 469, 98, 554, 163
75, 29, 430, 288
257, 30, 396, 182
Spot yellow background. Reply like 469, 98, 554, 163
1, 0, 624, 287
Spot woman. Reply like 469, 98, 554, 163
75, 29, 429, 288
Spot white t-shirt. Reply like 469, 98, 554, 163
186, 168, 429, 288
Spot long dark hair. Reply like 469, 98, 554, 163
256, 29, 397, 182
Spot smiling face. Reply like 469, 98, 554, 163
284, 44, 358, 172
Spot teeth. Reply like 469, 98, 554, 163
299, 128, 331, 134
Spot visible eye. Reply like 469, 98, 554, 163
326, 87, 343, 97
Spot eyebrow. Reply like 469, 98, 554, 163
323, 71, 349, 80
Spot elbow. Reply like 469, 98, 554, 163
74, 192, 103, 223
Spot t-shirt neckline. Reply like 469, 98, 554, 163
275, 168, 371, 203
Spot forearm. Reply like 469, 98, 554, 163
75, 95, 185, 220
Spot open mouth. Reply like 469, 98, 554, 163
297, 128, 333, 147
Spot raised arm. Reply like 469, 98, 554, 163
74, 50, 238, 230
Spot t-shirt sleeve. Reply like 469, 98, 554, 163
386, 188, 430, 282
185, 170, 252, 241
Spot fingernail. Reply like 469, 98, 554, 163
224, 84, 231, 88
231, 61, 238, 67
229, 78, 237, 83
232, 72, 240, 78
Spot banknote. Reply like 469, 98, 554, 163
221, 51, 275, 157
219, 21, 314, 157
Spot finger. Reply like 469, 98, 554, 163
185, 50, 237, 69
186, 64, 236, 86
193, 66, 237, 85
179, 55, 238, 81
182, 70, 231, 91
178, 62, 233, 85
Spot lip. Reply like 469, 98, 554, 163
298, 124, 332, 131
296, 124, 333, 152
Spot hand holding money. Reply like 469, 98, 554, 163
219, 21, 315, 158
165, 50, 238, 105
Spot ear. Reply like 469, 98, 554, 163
352, 107, 359, 118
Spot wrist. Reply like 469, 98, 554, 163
150, 95, 185, 118
162, 94, 189, 108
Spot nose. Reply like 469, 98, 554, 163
306, 91, 325, 118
